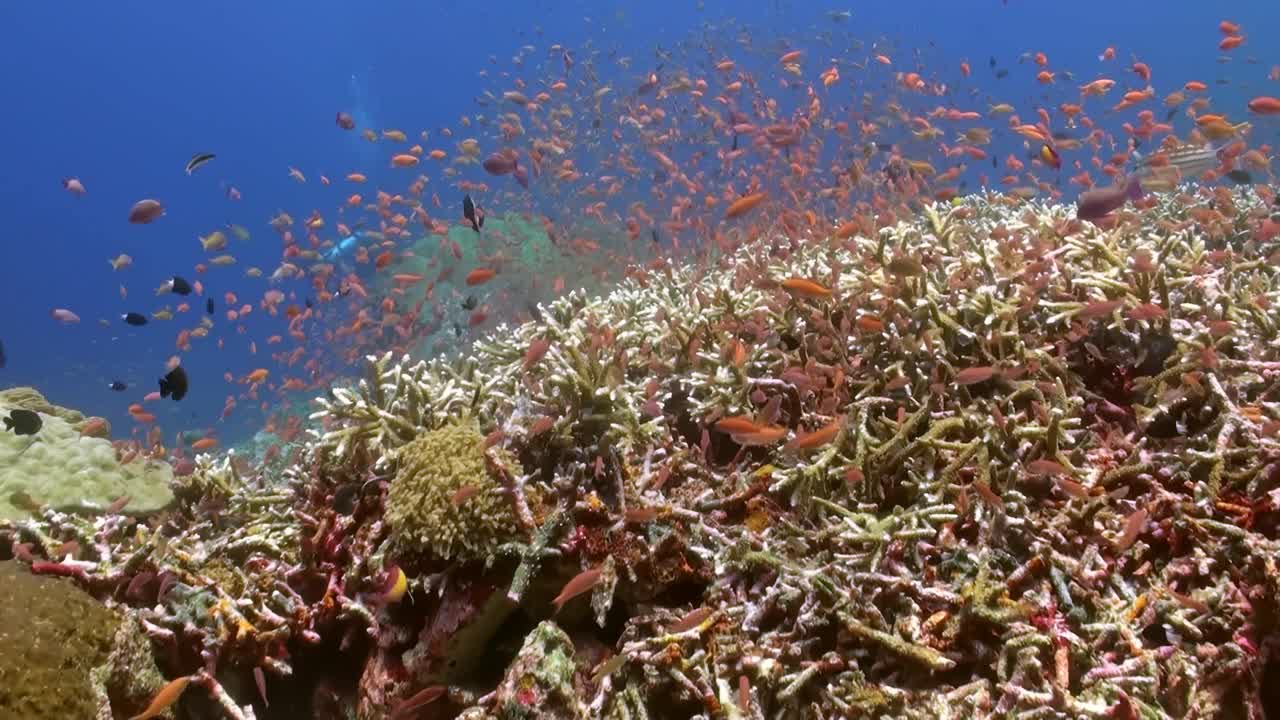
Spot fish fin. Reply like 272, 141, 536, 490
1127, 176, 1144, 201
2, 417, 11, 431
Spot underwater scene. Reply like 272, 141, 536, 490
2, 0, 1280, 717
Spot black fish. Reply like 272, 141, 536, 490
995, 69, 1009, 79
305, 298, 313, 309
169, 276, 193, 296
1165, 107, 1178, 122
463, 194, 481, 232
0, 338, 6, 369
122, 312, 148, 326
989, 56, 997, 69
159, 366, 188, 401
3, 409, 41, 436
731, 134, 738, 151
109, 381, 127, 392
185, 152, 216, 175
651, 228, 660, 245
206, 298, 215, 315
461, 295, 478, 310
453, 322, 464, 338
992, 156, 998, 169
1226, 169, 1253, 184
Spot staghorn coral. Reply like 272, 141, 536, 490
7, 187, 1280, 719
385, 419, 521, 562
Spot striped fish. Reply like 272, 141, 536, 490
1133, 143, 1225, 182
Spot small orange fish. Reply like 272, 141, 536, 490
552, 566, 602, 612
785, 420, 840, 451
1116, 508, 1148, 552
465, 267, 498, 286
128, 676, 192, 720
779, 277, 833, 299
724, 192, 766, 219
191, 437, 218, 451
954, 366, 997, 385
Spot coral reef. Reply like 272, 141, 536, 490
0, 560, 164, 719
484, 621, 587, 720
0, 387, 171, 521
5, 187, 1280, 719
385, 419, 521, 562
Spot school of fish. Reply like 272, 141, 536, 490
38, 14, 1280, 471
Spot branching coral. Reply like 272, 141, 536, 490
6, 186, 1280, 720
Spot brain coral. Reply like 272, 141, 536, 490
385, 419, 518, 562
0, 392, 173, 521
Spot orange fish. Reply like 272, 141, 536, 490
779, 277, 833, 299
191, 437, 218, 451
465, 267, 498, 286
552, 566, 602, 612
128, 676, 192, 720
724, 192, 766, 219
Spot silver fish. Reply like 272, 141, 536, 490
1134, 143, 1224, 181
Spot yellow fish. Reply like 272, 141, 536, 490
227, 224, 250, 241
209, 255, 236, 266
200, 231, 227, 252
151, 309, 173, 321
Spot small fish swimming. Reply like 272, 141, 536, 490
164, 276, 193, 296
1076, 177, 1145, 221
3, 409, 42, 436
122, 312, 148, 326
206, 298, 214, 315
128, 199, 164, 224
159, 366, 188, 401
185, 152, 216, 175
463, 194, 483, 232
109, 381, 127, 391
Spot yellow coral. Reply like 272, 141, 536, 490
386, 419, 517, 561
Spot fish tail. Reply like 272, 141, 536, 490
2, 418, 10, 431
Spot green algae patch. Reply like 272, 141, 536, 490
0, 388, 173, 521
0, 561, 162, 719
386, 419, 519, 562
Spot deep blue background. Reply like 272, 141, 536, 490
0, 0, 1271, 442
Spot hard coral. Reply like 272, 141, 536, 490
0, 561, 164, 720
386, 419, 519, 562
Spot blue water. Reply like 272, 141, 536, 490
0, 0, 1274, 446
